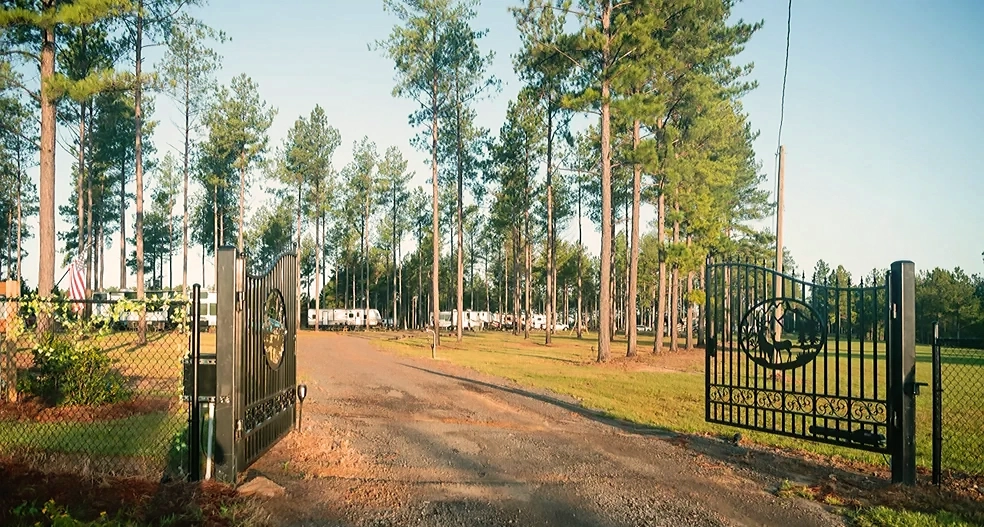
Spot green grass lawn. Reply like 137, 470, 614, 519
368, 329, 984, 476
0, 411, 182, 458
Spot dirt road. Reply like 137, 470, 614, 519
251, 333, 843, 526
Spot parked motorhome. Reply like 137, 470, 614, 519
308, 308, 382, 329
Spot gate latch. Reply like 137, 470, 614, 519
911, 381, 929, 396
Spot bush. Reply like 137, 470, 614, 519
21, 336, 132, 406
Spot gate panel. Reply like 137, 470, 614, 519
241, 252, 297, 469
705, 262, 891, 453
214, 247, 298, 483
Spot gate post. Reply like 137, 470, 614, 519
888, 260, 916, 485
188, 284, 202, 481
214, 247, 241, 484
931, 322, 942, 486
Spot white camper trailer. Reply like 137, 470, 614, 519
309, 308, 382, 329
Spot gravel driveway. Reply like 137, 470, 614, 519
250, 332, 844, 527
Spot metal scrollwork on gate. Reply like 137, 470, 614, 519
262, 289, 288, 369
738, 297, 826, 371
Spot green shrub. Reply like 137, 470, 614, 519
21, 335, 132, 406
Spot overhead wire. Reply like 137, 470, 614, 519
773, 0, 793, 226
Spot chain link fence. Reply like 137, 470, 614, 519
932, 333, 984, 486
0, 295, 191, 479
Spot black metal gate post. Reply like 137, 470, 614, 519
888, 260, 916, 485
188, 284, 202, 481
932, 322, 942, 486
214, 247, 242, 484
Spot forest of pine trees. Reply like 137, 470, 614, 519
0, 1, 980, 359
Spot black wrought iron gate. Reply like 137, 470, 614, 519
704, 260, 918, 484
212, 247, 298, 483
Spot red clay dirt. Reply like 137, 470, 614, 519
0, 459, 262, 526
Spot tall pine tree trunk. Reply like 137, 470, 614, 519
392, 183, 398, 328
697, 263, 706, 347
315, 212, 321, 331
77, 101, 86, 263
98, 223, 104, 291
86, 162, 93, 293
16, 143, 22, 283
16, 152, 22, 283
430, 35, 441, 352
627, 121, 641, 356
512, 229, 520, 337
182, 68, 190, 295
654, 192, 666, 352
576, 175, 583, 339
455, 95, 464, 342
120, 156, 126, 290
364, 198, 370, 330
523, 149, 531, 341
296, 181, 302, 329
544, 96, 554, 344
134, 0, 147, 344
37, 0, 56, 307
524, 232, 531, 341
686, 269, 695, 349
669, 205, 680, 352
596, 1, 613, 361
610, 205, 616, 340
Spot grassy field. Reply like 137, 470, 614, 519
369, 329, 984, 476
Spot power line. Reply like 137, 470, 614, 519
776, 0, 792, 154
773, 0, 792, 224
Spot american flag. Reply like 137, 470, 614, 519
68, 257, 86, 313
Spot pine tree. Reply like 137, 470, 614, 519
0, 0, 128, 305
159, 12, 225, 294
512, 0, 571, 345
377, 0, 470, 351
204, 74, 275, 255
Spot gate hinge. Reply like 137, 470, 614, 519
235, 419, 243, 440
235, 292, 244, 312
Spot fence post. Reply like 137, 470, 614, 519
888, 260, 916, 485
932, 322, 942, 486
188, 284, 202, 481
214, 247, 240, 484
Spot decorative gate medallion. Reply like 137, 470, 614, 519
738, 297, 826, 371
263, 289, 287, 369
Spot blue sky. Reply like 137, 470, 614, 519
34, 0, 984, 290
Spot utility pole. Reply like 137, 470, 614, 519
774, 145, 786, 345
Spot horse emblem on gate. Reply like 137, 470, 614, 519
738, 297, 826, 370
262, 289, 288, 369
